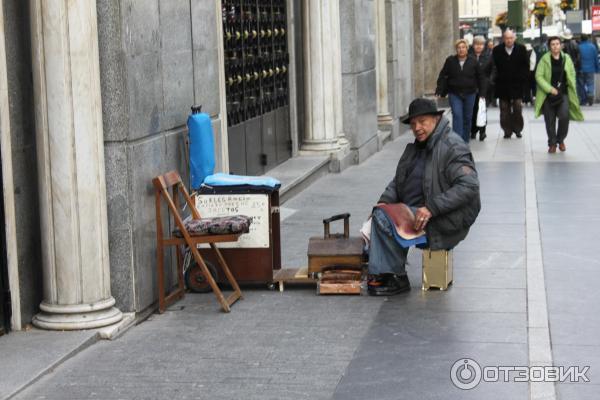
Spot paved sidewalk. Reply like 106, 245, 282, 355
6, 106, 600, 400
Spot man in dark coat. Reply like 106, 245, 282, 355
492, 28, 530, 138
367, 98, 481, 296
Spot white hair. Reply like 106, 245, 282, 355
473, 35, 486, 45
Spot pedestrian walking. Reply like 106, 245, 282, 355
367, 98, 480, 296
486, 39, 497, 107
535, 36, 583, 154
524, 43, 537, 105
577, 34, 599, 106
469, 36, 492, 141
561, 29, 580, 70
435, 39, 485, 143
492, 29, 530, 138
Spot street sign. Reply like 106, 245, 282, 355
592, 6, 600, 31
566, 9, 584, 34
508, 0, 523, 29
582, 20, 592, 34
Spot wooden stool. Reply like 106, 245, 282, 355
422, 249, 453, 291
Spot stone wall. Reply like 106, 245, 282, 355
2, 0, 42, 325
340, 0, 379, 164
97, 0, 225, 313
386, 0, 414, 137
412, 0, 459, 96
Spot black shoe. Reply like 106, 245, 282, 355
587, 96, 594, 106
479, 132, 487, 141
368, 274, 411, 296
470, 131, 477, 139
503, 132, 512, 139
515, 132, 522, 138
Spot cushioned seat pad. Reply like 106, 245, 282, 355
174, 215, 252, 237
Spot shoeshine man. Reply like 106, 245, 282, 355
367, 98, 481, 296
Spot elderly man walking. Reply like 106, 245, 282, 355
367, 98, 481, 296
492, 29, 530, 138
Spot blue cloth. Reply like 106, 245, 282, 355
188, 112, 215, 188
378, 208, 427, 248
449, 92, 477, 143
578, 41, 599, 73
203, 172, 281, 189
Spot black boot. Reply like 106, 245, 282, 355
588, 96, 594, 106
479, 128, 487, 141
368, 274, 411, 296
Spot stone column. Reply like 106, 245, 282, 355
375, 0, 393, 127
413, 0, 458, 96
301, 0, 340, 152
30, 0, 122, 330
330, 0, 348, 147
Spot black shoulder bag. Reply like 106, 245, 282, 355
547, 57, 565, 107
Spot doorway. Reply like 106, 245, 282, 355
222, 0, 292, 175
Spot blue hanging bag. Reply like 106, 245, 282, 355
187, 105, 215, 189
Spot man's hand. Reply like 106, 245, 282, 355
414, 207, 432, 232
550, 87, 559, 96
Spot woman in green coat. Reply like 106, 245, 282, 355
535, 36, 584, 153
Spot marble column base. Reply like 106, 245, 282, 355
33, 297, 123, 330
301, 138, 340, 152
378, 113, 394, 128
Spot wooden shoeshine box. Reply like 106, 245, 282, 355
422, 249, 453, 291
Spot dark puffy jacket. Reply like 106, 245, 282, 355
378, 117, 481, 250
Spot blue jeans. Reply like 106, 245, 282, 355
449, 93, 477, 143
368, 208, 409, 275
577, 72, 595, 103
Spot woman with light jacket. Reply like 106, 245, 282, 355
535, 36, 583, 153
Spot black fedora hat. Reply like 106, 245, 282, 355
400, 98, 444, 124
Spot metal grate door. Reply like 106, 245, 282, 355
222, 0, 291, 175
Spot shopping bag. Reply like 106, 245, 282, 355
360, 217, 371, 243
476, 97, 487, 127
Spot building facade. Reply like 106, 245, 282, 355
0, 0, 457, 332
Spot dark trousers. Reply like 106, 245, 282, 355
542, 94, 569, 146
499, 98, 524, 136
577, 72, 595, 104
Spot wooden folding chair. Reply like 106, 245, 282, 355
152, 171, 243, 313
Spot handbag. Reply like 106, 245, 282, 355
547, 57, 565, 107
476, 97, 487, 127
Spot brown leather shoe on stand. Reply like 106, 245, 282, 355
548, 145, 557, 153
559, 143, 566, 152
